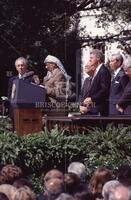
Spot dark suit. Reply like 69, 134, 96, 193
118, 79, 131, 115
7, 74, 33, 119
109, 68, 129, 115
80, 64, 111, 116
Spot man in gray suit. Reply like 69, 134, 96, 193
109, 53, 129, 115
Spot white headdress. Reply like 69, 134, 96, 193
44, 55, 72, 101
44, 55, 69, 79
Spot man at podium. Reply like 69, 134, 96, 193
7, 57, 41, 119
7, 57, 45, 134
8, 57, 40, 100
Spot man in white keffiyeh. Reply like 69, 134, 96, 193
43, 55, 71, 112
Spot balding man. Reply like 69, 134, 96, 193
109, 185, 131, 200
37, 178, 64, 200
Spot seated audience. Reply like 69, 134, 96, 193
74, 191, 94, 200
109, 185, 131, 200
0, 164, 23, 184
67, 162, 87, 186
44, 178, 64, 200
88, 167, 112, 199
13, 178, 33, 190
12, 186, 36, 200
0, 184, 17, 200
117, 165, 131, 187
42, 169, 64, 185
102, 180, 121, 200
55, 193, 75, 200
64, 172, 80, 194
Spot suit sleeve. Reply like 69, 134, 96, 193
118, 82, 131, 109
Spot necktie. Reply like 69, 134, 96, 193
88, 77, 92, 91
111, 72, 115, 82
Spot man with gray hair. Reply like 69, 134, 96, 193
80, 49, 111, 116
116, 56, 131, 114
8, 57, 40, 100
102, 180, 121, 200
109, 185, 131, 200
109, 53, 129, 115
67, 162, 87, 184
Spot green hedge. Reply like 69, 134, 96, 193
0, 118, 130, 175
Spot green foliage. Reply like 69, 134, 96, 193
0, 119, 130, 180
28, 173, 43, 194
83, 125, 131, 175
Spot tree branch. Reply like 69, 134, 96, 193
77, 0, 95, 11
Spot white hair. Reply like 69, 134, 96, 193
102, 180, 121, 200
15, 57, 28, 67
67, 162, 86, 182
111, 53, 124, 65
109, 185, 131, 200
123, 57, 131, 69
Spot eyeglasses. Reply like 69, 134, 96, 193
16, 64, 25, 67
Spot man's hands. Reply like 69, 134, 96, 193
116, 104, 124, 113
80, 97, 93, 114
83, 97, 93, 106
32, 75, 41, 85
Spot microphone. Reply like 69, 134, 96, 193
22, 71, 34, 79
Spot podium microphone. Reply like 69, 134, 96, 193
22, 71, 34, 79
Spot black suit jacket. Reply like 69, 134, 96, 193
109, 68, 129, 115
118, 79, 131, 115
80, 64, 111, 116
7, 74, 33, 119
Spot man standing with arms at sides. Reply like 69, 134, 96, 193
80, 49, 111, 116
116, 57, 131, 115
109, 53, 129, 115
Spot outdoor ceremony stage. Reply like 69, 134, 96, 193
43, 115, 131, 132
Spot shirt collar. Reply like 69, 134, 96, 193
93, 63, 103, 79
114, 67, 121, 78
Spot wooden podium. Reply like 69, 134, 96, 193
11, 79, 46, 135
13, 108, 42, 135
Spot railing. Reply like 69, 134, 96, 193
43, 114, 131, 132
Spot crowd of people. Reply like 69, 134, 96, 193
6, 48, 131, 117
0, 162, 130, 200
